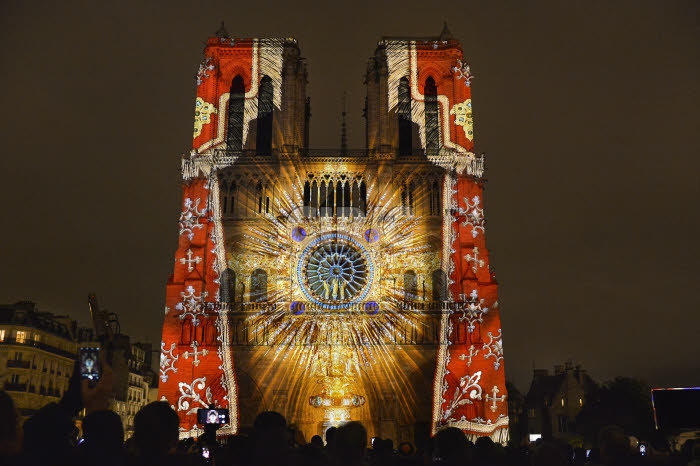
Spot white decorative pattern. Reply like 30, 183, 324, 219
183, 341, 209, 366
458, 345, 479, 367
465, 247, 485, 274
177, 377, 214, 414
174, 285, 209, 325
179, 197, 208, 241
442, 371, 483, 421
160, 341, 178, 383
196, 57, 216, 86
179, 249, 202, 272
208, 172, 238, 434
486, 385, 507, 412
452, 59, 474, 87
457, 289, 489, 333
483, 329, 503, 370
458, 196, 485, 238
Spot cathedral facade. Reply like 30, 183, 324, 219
159, 27, 509, 444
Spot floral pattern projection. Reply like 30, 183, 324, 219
384, 40, 508, 442
159, 36, 286, 437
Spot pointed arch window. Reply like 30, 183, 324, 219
227, 75, 245, 152
398, 77, 412, 156
336, 180, 351, 217
359, 181, 367, 215
303, 181, 311, 207
311, 180, 319, 210
221, 268, 236, 303
429, 180, 441, 216
221, 180, 237, 217
256, 76, 273, 156
250, 269, 268, 302
424, 77, 439, 155
404, 270, 418, 301
432, 269, 447, 302
402, 182, 414, 215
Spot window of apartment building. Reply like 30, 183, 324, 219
33, 333, 40, 343
579, 398, 583, 407
528, 408, 536, 418
10, 374, 20, 384
561, 397, 565, 407
14, 351, 22, 361
16, 331, 26, 343
558, 415, 568, 433
0, 329, 5, 341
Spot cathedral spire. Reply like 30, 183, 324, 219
215, 21, 230, 39
439, 21, 453, 41
340, 92, 348, 155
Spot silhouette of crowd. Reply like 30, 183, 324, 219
1, 362, 698, 466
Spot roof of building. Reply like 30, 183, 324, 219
0, 302, 74, 340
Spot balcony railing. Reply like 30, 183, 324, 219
6, 359, 30, 369
201, 301, 460, 347
4, 382, 27, 392
181, 147, 485, 179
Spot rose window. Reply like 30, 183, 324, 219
297, 234, 373, 308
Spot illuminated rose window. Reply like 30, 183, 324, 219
297, 234, 374, 308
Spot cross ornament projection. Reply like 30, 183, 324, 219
183, 341, 209, 366
180, 249, 203, 273
486, 385, 507, 412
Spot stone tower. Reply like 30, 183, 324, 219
159, 26, 509, 444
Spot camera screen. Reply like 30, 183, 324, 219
197, 408, 229, 425
80, 347, 101, 381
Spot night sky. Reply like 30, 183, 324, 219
1, 1, 698, 392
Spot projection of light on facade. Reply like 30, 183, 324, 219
159, 27, 509, 443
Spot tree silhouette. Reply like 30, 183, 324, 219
575, 377, 654, 445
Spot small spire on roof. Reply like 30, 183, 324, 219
439, 21, 453, 41
216, 21, 230, 39
340, 92, 348, 155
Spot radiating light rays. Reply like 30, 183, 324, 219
222, 155, 443, 424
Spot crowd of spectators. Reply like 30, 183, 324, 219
0, 360, 698, 466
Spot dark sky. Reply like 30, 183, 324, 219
1, 1, 698, 392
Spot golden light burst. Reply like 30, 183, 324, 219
222, 156, 442, 421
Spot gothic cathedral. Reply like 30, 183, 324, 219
159, 26, 509, 444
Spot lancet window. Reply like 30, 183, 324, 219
429, 180, 441, 216
432, 269, 447, 302
401, 182, 414, 215
424, 77, 439, 155
220, 268, 236, 303
221, 180, 237, 217
250, 269, 268, 302
303, 176, 366, 217
256, 76, 273, 155
227, 75, 245, 151
398, 77, 412, 156
404, 270, 418, 301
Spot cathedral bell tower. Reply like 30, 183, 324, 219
363, 28, 508, 440
158, 30, 307, 437
159, 25, 508, 443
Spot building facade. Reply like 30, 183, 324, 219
0, 302, 78, 418
524, 362, 595, 441
159, 27, 509, 443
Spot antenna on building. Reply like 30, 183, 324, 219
340, 92, 348, 155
